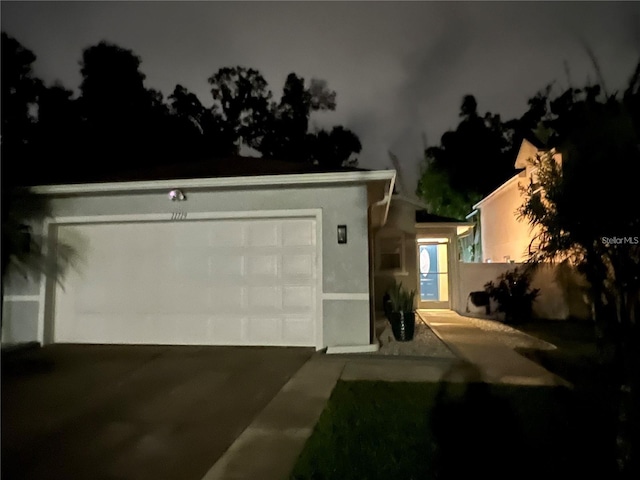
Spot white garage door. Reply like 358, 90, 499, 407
53, 217, 318, 346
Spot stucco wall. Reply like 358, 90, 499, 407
479, 174, 539, 263
373, 200, 418, 311
456, 262, 591, 320
2, 183, 373, 348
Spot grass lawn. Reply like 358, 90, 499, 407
290, 380, 616, 480
513, 319, 606, 389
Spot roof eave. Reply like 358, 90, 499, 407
29, 170, 396, 195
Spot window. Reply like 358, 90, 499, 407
377, 234, 405, 273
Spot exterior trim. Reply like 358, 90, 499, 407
39, 209, 325, 350
3, 295, 40, 302
29, 170, 397, 195
472, 172, 523, 209
414, 222, 474, 228
326, 343, 380, 354
322, 293, 370, 301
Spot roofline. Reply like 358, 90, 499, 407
28, 170, 396, 195
472, 172, 523, 210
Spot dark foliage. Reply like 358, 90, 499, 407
484, 267, 540, 323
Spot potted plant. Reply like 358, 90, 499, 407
387, 280, 416, 341
484, 267, 540, 324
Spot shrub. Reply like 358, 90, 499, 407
484, 267, 540, 323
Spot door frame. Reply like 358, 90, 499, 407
416, 238, 452, 310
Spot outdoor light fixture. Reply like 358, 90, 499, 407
337, 225, 347, 244
168, 189, 186, 201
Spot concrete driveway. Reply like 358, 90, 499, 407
1, 344, 313, 480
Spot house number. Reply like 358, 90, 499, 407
171, 211, 188, 221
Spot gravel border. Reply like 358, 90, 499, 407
453, 313, 556, 351
371, 319, 457, 359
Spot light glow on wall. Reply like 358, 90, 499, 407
417, 237, 449, 243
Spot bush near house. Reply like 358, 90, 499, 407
484, 267, 540, 323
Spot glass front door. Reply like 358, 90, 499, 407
418, 242, 450, 309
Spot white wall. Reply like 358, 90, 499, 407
456, 262, 591, 320
478, 174, 539, 263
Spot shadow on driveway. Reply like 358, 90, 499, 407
2, 344, 313, 480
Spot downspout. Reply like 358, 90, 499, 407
373, 173, 396, 227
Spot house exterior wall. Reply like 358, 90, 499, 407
373, 198, 463, 313
456, 262, 591, 320
373, 200, 418, 311
1, 184, 373, 348
478, 174, 539, 263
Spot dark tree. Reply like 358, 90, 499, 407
78, 41, 171, 172
1, 32, 42, 183
417, 95, 513, 219
308, 126, 362, 168
168, 84, 232, 158
31, 83, 82, 181
518, 65, 640, 478
208, 67, 273, 154
260, 73, 338, 162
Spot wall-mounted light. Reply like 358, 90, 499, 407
168, 189, 186, 201
337, 225, 347, 244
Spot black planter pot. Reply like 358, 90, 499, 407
389, 311, 416, 341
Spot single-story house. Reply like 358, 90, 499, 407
1, 158, 396, 353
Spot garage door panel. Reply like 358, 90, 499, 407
246, 254, 279, 277
282, 220, 315, 246
247, 286, 282, 309
283, 317, 315, 344
208, 222, 245, 247
246, 316, 282, 344
209, 286, 244, 310
247, 221, 279, 247
209, 254, 244, 277
53, 217, 318, 346
282, 254, 314, 277
283, 286, 314, 308
210, 315, 244, 344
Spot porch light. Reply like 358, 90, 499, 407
168, 189, 186, 201
337, 225, 347, 244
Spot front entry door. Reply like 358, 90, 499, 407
417, 242, 450, 309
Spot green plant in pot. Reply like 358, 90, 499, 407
387, 280, 416, 341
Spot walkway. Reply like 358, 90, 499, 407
201, 310, 568, 479
417, 309, 569, 387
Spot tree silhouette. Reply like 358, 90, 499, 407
208, 66, 273, 154
308, 126, 362, 168
78, 41, 172, 173
518, 66, 640, 477
168, 84, 232, 158
417, 95, 513, 219
1, 34, 363, 182
1, 32, 42, 184
260, 73, 339, 162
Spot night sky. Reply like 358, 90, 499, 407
2, 1, 639, 182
